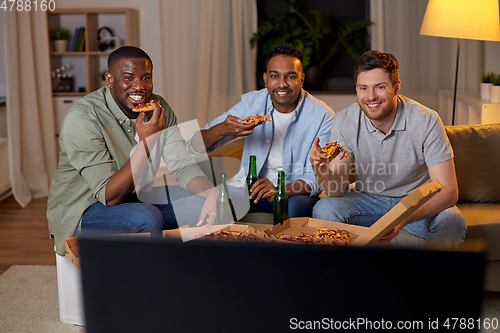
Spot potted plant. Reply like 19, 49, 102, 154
250, 0, 371, 90
481, 72, 496, 100
51, 27, 71, 52
490, 73, 500, 103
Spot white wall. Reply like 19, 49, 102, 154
55, 0, 165, 96
0, 12, 6, 97
485, 41, 500, 74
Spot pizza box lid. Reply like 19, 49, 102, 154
162, 223, 271, 242
350, 180, 442, 246
264, 180, 442, 246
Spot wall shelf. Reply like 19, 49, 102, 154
438, 90, 500, 126
47, 8, 139, 96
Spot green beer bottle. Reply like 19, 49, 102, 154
217, 172, 237, 225
246, 155, 259, 213
273, 171, 289, 225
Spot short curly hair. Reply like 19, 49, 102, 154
266, 43, 303, 69
108, 46, 153, 71
353, 51, 399, 86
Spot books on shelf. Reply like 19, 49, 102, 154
72, 27, 85, 52
69, 27, 79, 52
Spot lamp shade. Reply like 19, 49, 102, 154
420, 0, 500, 41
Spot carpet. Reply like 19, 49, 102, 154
0, 265, 84, 333
0, 265, 499, 332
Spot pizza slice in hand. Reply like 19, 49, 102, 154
132, 100, 161, 112
314, 142, 351, 160
240, 114, 272, 125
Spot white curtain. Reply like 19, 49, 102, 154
160, 0, 257, 126
3, 11, 57, 207
373, 0, 484, 121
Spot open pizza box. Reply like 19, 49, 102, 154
265, 180, 443, 246
65, 236, 81, 269
163, 223, 271, 242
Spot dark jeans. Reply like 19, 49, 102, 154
81, 186, 205, 234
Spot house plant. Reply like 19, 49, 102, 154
250, 0, 371, 90
490, 73, 500, 103
51, 27, 71, 52
481, 72, 496, 100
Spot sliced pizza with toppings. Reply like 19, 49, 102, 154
314, 142, 351, 160
241, 114, 272, 125
276, 232, 314, 244
313, 228, 354, 246
132, 100, 161, 112
197, 230, 263, 242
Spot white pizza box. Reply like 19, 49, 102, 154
163, 223, 271, 242
265, 180, 443, 246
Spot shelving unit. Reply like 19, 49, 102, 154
47, 8, 139, 97
438, 90, 500, 126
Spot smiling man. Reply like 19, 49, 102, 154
310, 51, 467, 245
47, 46, 218, 256
189, 43, 334, 218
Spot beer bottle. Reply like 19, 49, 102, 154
273, 171, 289, 225
217, 172, 237, 225
246, 155, 259, 213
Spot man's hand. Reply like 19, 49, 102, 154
220, 115, 262, 138
310, 137, 340, 168
379, 221, 406, 243
136, 101, 166, 143
196, 187, 219, 226
249, 178, 276, 203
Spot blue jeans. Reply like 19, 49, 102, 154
223, 184, 318, 218
257, 195, 319, 218
81, 186, 205, 234
312, 191, 467, 241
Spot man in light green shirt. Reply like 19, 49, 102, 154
47, 46, 218, 255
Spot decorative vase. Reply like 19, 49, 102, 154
481, 83, 492, 100
490, 85, 500, 103
54, 40, 69, 52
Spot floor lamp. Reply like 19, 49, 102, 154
420, 0, 500, 125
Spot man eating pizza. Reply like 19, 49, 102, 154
189, 43, 334, 218
47, 46, 218, 256
310, 51, 467, 245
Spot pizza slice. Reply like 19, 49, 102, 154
132, 100, 161, 112
314, 142, 351, 160
313, 228, 354, 246
276, 232, 314, 244
197, 230, 263, 242
240, 114, 272, 125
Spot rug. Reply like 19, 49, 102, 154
0, 265, 499, 332
0, 265, 84, 333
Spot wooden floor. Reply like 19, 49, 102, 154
0, 195, 56, 275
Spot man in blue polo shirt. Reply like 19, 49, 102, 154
189, 43, 334, 218
310, 50, 467, 244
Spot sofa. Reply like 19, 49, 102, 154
445, 124, 500, 292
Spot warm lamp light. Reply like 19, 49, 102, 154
420, 0, 500, 125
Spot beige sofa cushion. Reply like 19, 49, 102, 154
445, 124, 500, 203
458, 203, 500, 261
